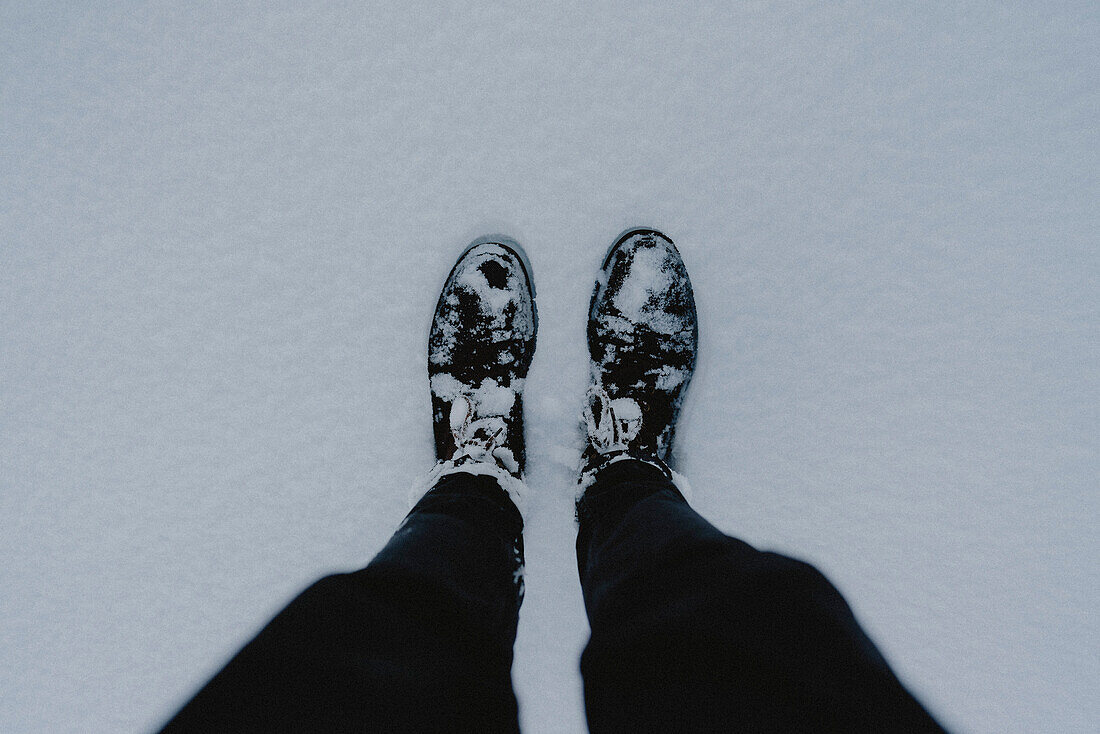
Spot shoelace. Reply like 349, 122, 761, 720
583, 384, 643, 454
449, 395, 519, 475
579, 383, 675, 489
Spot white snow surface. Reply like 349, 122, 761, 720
2, 3, 1096, 733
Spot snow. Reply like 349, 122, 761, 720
454, 254, 519, 317
609, 242, 684, 336
430, 372, 524, 418
428, 372, 468, 404
1, 2, 1096, 732
651, 364, 688, 391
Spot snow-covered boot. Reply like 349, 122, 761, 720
428, 237, 537, 488
580, 228, 698, 487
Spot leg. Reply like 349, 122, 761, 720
576, 229, 945, 730
161, 472, 524, 733
577, 459, 947, 733
163, 236, 538, 732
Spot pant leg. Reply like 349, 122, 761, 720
160, 472, 524, 734
576, 459, 947, 733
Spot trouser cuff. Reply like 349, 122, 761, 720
414, 472, 524, 546
576, 458, 686, 526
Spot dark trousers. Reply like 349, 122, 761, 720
161, 461, 946, 733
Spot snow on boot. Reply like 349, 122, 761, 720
428, 237, 537, 498
580, 228, 698, 488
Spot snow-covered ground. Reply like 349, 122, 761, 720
2, 3, 1096, 732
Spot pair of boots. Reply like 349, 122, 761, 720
427, 228, 697, 505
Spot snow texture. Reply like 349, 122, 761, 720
432, 374, 524, 418
611, 244, 684, 335
1, 3, 1097, 733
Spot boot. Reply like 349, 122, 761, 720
580, 228, 698, 487
428, 237, 537, 491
